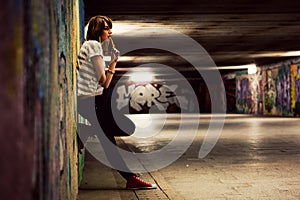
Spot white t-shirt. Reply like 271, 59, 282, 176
77, 40, 105, 96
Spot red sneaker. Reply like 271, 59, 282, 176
126, 175, 157, 190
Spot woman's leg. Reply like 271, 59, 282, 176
78, 96, 135, 180
78, 96, 156, 188
94, 95, 136, 179
77, 97, 99, 144
95, 91, 135, 137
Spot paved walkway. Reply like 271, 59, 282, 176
78, 114, 300, 200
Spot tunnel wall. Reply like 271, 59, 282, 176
235, 58, 300, 116
0, 0, 83, 199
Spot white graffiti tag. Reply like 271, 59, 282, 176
116, 83, 189, 112
130, 84, 160, 111
116, 85, 135, 110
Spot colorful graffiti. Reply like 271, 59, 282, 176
263, 69, 276, 113
262, 65, 293, 116
235, 59, 300, 116
275, 65, 291, 115
291, 64, 300, 116
17, 0, 83, 199
115, 83, 195, 113
236, 72, 260, 114
236, 76, 251, 113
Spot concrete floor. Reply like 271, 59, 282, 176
78, 114, 300, 200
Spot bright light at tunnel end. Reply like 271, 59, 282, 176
129, 71, 154, 83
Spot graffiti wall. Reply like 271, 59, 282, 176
236, 71, 261, 114
0, 0, 83, 200
235, 58, 300, 116
262, 65, 291, 115
113, 83, 198, 114
290, 64, 300, 116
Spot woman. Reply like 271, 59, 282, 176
77, 15, 156, 189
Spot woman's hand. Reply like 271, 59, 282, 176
111, 48, 120, 62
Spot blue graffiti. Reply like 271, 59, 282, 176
295, 79, 300, 102
236, 78, 253, 113
275, 66, 291, 114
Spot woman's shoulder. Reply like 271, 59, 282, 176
81, 40, 103, 53
82, 40, 101, 47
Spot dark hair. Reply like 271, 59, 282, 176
86, 15, 112, 41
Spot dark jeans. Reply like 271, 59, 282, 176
77, 90, 135, 180
95, 91, 135, 140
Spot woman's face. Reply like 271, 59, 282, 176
100, 21, 112, 43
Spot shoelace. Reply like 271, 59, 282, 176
133, 176, 150, 185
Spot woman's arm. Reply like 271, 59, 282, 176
102, 60, 116, 88
91, 56, 116, 89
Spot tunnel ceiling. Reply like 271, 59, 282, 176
83, 0, 300, 78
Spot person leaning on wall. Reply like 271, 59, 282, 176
76, 15, 157, 190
